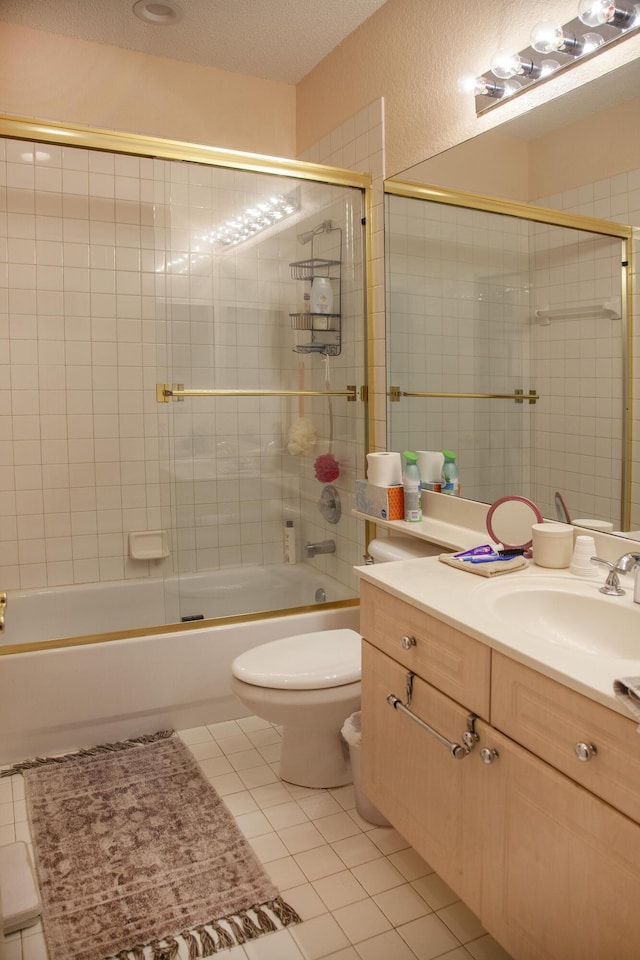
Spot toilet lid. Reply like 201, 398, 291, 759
231, 628, 361, 690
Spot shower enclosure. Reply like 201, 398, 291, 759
385, 182, 632, 529
0, 117, 371, 648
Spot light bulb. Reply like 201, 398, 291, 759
490, 50, 540, 79
578, 0, 638, 27
457, 74, 504, 97
581, 31, 605, 52
530, 20, 584, 53
540, 58, 561, 77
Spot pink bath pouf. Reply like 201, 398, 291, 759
314, 453, 340, 482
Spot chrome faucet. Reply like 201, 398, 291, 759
0, 592, 6, 632
591, 553, 640, 596
305, 539, 336, 558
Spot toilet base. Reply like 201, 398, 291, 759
231, 676, 360, 789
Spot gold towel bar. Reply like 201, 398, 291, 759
388, 387, 538, 404
156, 384, 358, 403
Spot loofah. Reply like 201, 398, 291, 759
287, 418, 317, 456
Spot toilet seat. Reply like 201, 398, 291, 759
231, 628, 361, 690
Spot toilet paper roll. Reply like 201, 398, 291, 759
416, 450, 445, 484
366, 452, 402, 486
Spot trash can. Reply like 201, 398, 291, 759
341, 711, 390, 826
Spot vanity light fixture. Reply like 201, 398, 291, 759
466, 0, 640, 114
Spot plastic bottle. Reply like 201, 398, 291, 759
284, 520, 296, 563
311, 277, 333, 314
402, 451, 422, 522
442, 450, 460, 496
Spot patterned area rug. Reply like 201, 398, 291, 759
21, 732, 300, 960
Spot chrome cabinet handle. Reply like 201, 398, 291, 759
386, 693, 476, 760
480, 747, 499, 764
574, 741, 598, 762
400, 635, 417, 650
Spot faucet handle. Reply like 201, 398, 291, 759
591, 556, 625, 596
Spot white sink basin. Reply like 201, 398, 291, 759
480, 578, 640, 658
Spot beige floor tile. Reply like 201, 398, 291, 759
438, 901, 485, 943
0, 781, 14, 804
263, 801, 309, 831
238, 765, 279, 789
236, 716, 272, 733
388, 846, 433, 881
297, 792, 344, 821
312, 870, 368, 911
20, 932, 48, 960
367, 826, 409, 855
0, 803, 14, 827
354, 928, 419, 960
257, 743, 281, 763
332, 898, 392, 943
279, 821, 326, 855
244, 928, 305, 960
222, 790, 259, 816
250, 782, 293, 809
282, 881, 329, 920
330, 784, 356, 810
331, 833, 383, 868
294, 844, 347, 881
217, 732, 254, 754
207, 771, 246, 796
11, 779, 24, 801
321, 949, 361, 960
186, 738, 223, 761
290, 914, 350, 960
373, 883, 431, 926
248, 831, 289, 863
234, 809, 273, 839
465, 933, 514, 960
228, 748, 267, 771
198, 754, 234, 778
411, 874, 460, 911
178, 725, 214, 744
247, 727, 282, 747
264, 855, 307, 890
397, 914, 461, 960
351, 857, 405, 895
347, 808, 378, 832
315, 811, 362, 843
207, 720, 243, 739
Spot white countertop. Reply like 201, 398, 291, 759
356, 555, 640, 721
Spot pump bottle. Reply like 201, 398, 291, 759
442, 450, 460, 496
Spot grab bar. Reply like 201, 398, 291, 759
386, 693, 478, 760
0, 592, 6, 633
157, 384, 358, 403
389, 386, 538, 405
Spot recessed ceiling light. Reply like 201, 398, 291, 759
132, 0, 183, 26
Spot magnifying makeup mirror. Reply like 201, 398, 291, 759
486, 495, 544, 552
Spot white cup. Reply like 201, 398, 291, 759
532, 522, 574, 569
570, 535, 598, 577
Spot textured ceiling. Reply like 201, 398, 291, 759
0, 0, 389, 84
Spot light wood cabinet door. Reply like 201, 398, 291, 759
482, 724, 640, 960
361, 641, 488, 914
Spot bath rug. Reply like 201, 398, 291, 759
23, 734, 300, 960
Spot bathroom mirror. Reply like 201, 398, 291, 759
385, 60, 637, 535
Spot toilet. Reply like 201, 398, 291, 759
231, 537, 439, 789
232, 628, 361, 788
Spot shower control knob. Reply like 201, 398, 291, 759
574, 742, 598, 762
400, 635, 417, 650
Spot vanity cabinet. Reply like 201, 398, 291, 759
360, 581, 640, 960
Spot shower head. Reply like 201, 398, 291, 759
297, 219, 333, 245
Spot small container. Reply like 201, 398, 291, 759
311, 277, 333, 314
284, 520, 296, 564
531, 522, 574, 569
570, 534, 598, 577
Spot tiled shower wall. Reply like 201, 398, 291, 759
0, 137, 368, 592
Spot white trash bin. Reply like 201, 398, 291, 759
341, 711, 390, 826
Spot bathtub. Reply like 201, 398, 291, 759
1, 564, 354, 647
0, 564, 359, 766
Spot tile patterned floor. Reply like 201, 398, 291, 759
0, 718, 513, 960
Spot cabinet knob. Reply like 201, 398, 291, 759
479, 747, 499, 764
400, 635, 417, 650
574, 742, 598, 762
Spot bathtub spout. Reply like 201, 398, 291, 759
0, 592, 6, 632
305, 540, 336, 558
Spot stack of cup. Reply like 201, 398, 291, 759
569, 534, 598, 577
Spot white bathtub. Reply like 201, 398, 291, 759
1, 564, 354, 646
0, 601, 360, 766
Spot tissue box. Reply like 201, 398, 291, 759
355, 480, 404, 520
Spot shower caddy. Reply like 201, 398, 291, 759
289, 225, 342, 356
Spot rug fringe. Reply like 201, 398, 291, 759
105, 899, 301, 960
0, 730, 175, 777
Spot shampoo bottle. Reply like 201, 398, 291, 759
311, 277, 333, 314
402, 451, 422, 522
284, 520, 296, 563
442, 450, 460, 496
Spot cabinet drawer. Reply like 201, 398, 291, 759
492, 652, 640, 824
360, 580, 491, 718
